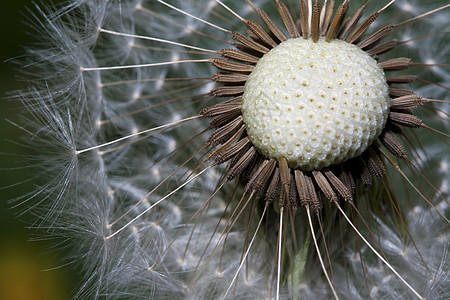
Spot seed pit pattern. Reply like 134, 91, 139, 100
242, 38, 390, 170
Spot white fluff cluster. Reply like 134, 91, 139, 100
12, 0, 449, 299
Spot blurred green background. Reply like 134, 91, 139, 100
0, 0, 72, 299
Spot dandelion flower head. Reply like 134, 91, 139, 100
10, 0, 450, 299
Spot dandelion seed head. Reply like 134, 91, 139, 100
10, 0, 450, 299
242, 38, 389, 170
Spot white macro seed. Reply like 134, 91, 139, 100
242, 38, 390, 170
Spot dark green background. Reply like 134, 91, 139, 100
1, 0, 72, 299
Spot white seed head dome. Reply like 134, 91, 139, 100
242, 38, 390, 171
